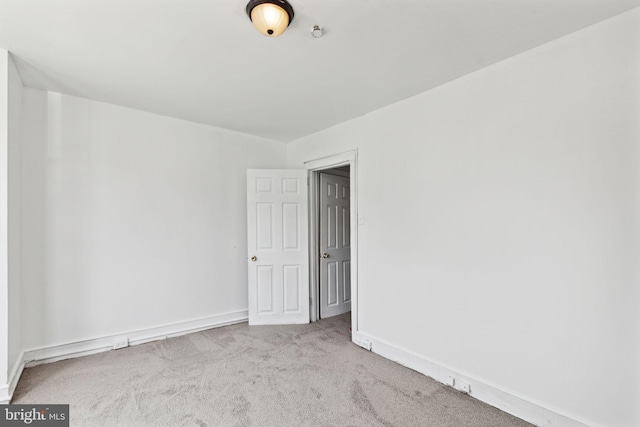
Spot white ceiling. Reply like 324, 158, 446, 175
1, 0, 639, 142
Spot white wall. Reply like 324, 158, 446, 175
288, 9, 640, 427
0, 49, 9, 390
21, 89, 287, 350
0, 49, 23, 399
7, 52, 23, 384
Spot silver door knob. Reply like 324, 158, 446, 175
321, 253, 329, 258
251, 256, 257, 262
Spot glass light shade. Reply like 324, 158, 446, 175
250, 3, 290, 37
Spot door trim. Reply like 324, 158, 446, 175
304, 150, 358, 343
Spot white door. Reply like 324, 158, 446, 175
247, 169, 309, 325
319, 172, 351, 318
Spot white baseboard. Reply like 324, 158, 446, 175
24, 310, 248, 367
0, 351, 27, 404
352, 332, 372, 350
360, 333, 595, 427
0, 310, 248, 403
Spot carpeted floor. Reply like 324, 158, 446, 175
13, 314, 532, 426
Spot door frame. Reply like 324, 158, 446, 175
304, 150, 358, 341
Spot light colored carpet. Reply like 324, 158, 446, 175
13, 314, 532, 426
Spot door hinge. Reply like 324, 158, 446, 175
309, 297, 313, 306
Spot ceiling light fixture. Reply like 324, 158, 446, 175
246, 0, 295, 37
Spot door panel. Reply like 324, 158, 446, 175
282, 203, 299, 250
256, 203, 273, 249
320, 172, 351, 318
247, 170, 309, 325
283, 266, 300, 312
257, 266, 274, 313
